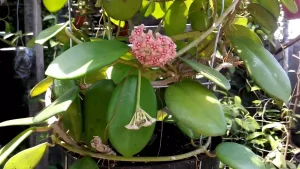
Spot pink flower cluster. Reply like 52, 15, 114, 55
129, 24, 177, 67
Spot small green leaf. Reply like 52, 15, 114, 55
165, 80, 227, 136
4, 21, 10, 33
33, 86, 79, 123
235, 117, 260, 132
45, 40, 129, 79
188, 0, 212, 31
247, 3, 278, 33
43, 0, 67, 12
180, 57, 230, 90
251, 138, 268, 146
0, 117, 39, 127
234, 96, 242, 105
43, 14, 57, 21
70, 157, 98, 169
272, 151, 286, 168
152, 2, 166, 19
35, 22, 69, 45
281, 0, 298, 14
30, 77, 53, 97
251, 86, 261, 91
164, 0, 188, 36
266, 135, 278, 150
216, 142, 267, 169
103, 0, 142, 21
4, 143, 48, 169
111, 63, 138, 84
246, 132, 264, 140
141, 0, 156, 17
262, 122, 284, 132
229, 36, 291, 103
0, 128, 35, 165
107, 75, 157, 157
26, 37, 36, 48
232, 17, 248, 26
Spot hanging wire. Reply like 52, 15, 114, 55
68, 0, 73, 47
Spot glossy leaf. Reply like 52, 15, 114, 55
164, 0, 188, 36
103, 0, 142, 21
177, 122, 201, 139
246, 132, 264, 140
0, 128, 35, 165
46, 40, 129, 79
216, 142, 266, 169
35, 22, 69, 45
141, 0, 156, 17
111, 63, 138, 83
33, 86, 79, 123
226, 24, 263, 46
165, 80, 227, 136
107, 75, 157, 157
4, 143, 48, 169
83, 80, 115, 145
180, 57, 230, 90
30, 77, 53, 97
229, 36, 291, 102
152, 2, 165, 19
43, 0, 67, 12
0, 117, 39, 127
256, 0, 280, 20
281, 0, 298, 14
53, 79, 82, 141
45, 40, 129, 79
247, 3, 278, 33
188, 0, 212, 31
70, 157, 98, 169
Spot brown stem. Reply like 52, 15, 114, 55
274, 34, 300, 55
151, 76, 179, 86
116, 59, 139, 68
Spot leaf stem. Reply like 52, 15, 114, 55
65, 28, 83, 44
53, 136, 211, 162
175, 0, 240, 58
136, 69, 142, 109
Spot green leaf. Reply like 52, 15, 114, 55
235, 117, 260, 132
272, 151, 286, 168
111, 63, 138, 84
0, 128, 35, 165
216, 142, 267, 169
251, 85, 261, 91
256, 0, 280, 20
43, 0, 67, 12
164, 0, 188, 36
30, 77, 53, 97
141, 0, 156, 17
234, 96, 242, 105
180, 57, 230, 90
70, 157, 98, 169
176, 122, 201, 139
229, 36, 291, 103
151, 2, 166, 19
4, 21, 10, 33
26, 37, 36, 48
35, 22, 69, 45
226, 24, 263, 46
45, 40, 129, 79
0, 117, 39, 127
266, 135, 278, 150
83, 80, 115, 145
107, 75, 157, 157
250, 138, 268, 146
103, 0, 142, 21
165, 80, 227, 136
188, 0, 212, 31
246, 132, 264, 140
232, 17, 248, 26
4, 143, 48, 169
43, 14, 57, 21
33, 86, 79, 123
281, 0, 298, 14
262, 122, 284, 132
247, 3, 278, 33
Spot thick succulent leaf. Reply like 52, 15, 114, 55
229, 36, 291, 103
111, 63, 138, 83
45, 40, 129, 79
70, 157, 98, 169
103, 0, 142, 21
281, 0, 298, 14
0, 128, 35, 165
216, 142, 267, 169
180, 57, 230, 90
247, 3, 278, 33
165, 80, 227, 136
83, 80, 115, 145
30, 77, 53, 97
53, 79, 82, 141
0, 117, 40, 127
33, 86, 79, 123
256, 0, 280, 20
164, 0, 188, 36
177, 122, 201, 139
35, 22, 69, 45
225, 24, 263, 46
107, 75, 157, 157
43, 0, 67, 12
4, 143, 48, 169
188, 0, 212, 31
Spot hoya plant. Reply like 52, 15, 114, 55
0, 0, 295, 168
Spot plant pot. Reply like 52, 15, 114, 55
63, 122, 221, 169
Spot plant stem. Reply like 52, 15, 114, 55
54, 136, 211, 162
116, 59, 139, 68
136, 69, 142, 109
65, 28, 83, 44
175, 0, 239, 58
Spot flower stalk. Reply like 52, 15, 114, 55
125, 69, 156, 130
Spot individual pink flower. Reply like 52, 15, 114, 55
129, 24, 177, 67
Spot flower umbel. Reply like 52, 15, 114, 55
129, 24, 177, 67
125, 108, 156, 130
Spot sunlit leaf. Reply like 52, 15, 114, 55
35, 22, 69, 45
30, 77, 53, 97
